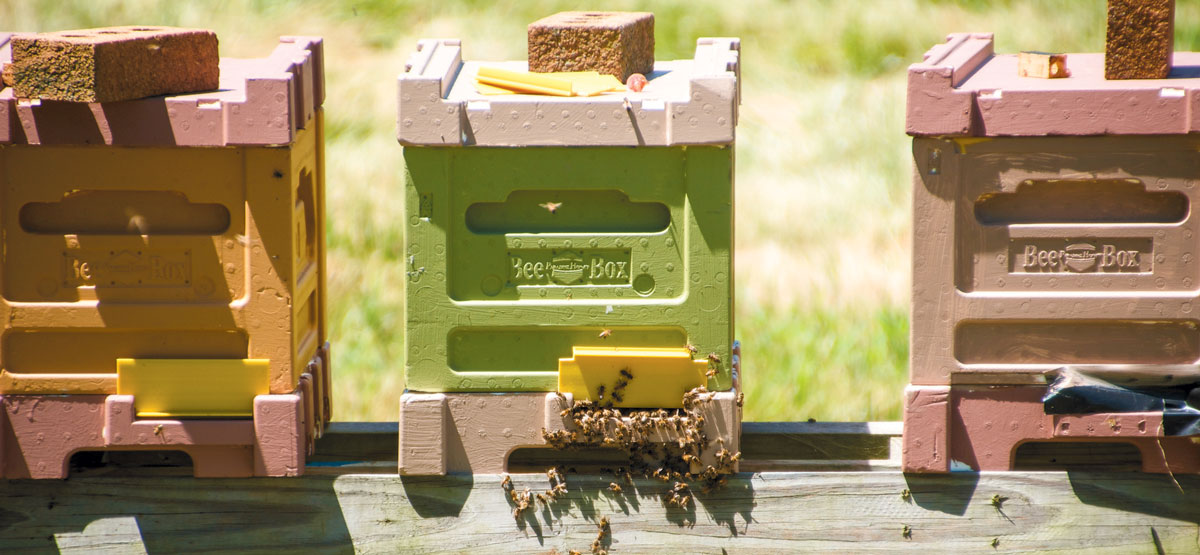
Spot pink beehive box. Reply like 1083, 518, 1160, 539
905, 32, 1200, 473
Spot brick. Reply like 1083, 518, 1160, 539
1106, 0, 1174, 79
11, 26, 218, 102
528, 11, 653, 81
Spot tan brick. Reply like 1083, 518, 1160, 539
528, 12, 653, 82
1106, 0, 1175, 80
11, 26, 218, 102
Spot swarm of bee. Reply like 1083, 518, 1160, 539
541, 375, 741, 506
533, 365, 742, 553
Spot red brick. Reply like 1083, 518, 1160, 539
1106, 0, 1175, 79
11, 26, 218, 102
528, 12, 654, 81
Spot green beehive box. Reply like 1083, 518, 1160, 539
398, 38, 740, 399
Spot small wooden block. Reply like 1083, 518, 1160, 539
1018, 51, 1069, 79
528, 11, 654, 81
11, 26, 219, 102
1106, 0, 1175, 80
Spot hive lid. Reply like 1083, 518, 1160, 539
908, 33, 1200, 137
0, 34, 324, 147
398, 37, 740, 147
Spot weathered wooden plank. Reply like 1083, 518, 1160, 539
312, 420, 906, 470
0, 470, 1196, 553
0, 422, 1181, 552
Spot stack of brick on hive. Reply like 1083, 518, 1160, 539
903, 1, 1200, 473
0, 27, 331, 478
397, 13, 742, 475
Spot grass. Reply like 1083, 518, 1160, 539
5, 0, 1199, 422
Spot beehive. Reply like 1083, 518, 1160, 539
0, 34, 330, 478
905, 33, 1200, 473
397, 37, 741, 474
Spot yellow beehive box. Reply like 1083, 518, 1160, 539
0, 36, 329, 420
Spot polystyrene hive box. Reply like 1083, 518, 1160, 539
398, 38, 740, 398
0, 35, 331, 477
904, 33, 1200, 473
909, 33, 1200, 386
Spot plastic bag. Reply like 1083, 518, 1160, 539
1043, 366, 1200, 436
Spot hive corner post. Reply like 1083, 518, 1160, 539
0, 30, 330, 478
904, 18, 1200, 474
397, 15, 741, 476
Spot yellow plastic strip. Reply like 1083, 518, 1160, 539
558, 346, 707, 408
117, 358, 270, 418
474, 81, 516, 95
476, 66, 573, 96
569, 74, 625, 96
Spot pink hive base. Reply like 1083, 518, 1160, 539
903, 385, 1200, 474
0, 391, 308, 479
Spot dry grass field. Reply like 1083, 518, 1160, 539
6, 0, 1200, 422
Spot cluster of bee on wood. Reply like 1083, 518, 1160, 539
535, 372, 743, 551
501, 475, 533, 520
565, 515, 611, 555
541, 382, 742, 509
502, 467, 571, 520
664, 481, 692, 509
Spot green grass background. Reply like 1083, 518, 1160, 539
6, 0, 1199, 422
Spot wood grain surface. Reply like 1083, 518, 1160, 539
0, 421, 1191, 554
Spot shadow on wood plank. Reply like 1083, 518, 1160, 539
399, 474, 474, 518
901, 473, 979, 516
1067, 471, 1200, 524
0, 472, 355, 553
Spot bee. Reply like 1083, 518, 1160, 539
990, 494, 1007, 508
619, 368, 633, 380
707, 352, 721, 364
610, 391, 623, 403
902, 524, 912, 539
501, 474, 513, 490
598, 329, 612, 339
608, 482, 623, 493
569, 550, 582, 555
991, 538, 1000, 548
736, 392, 744, 407
539, 201, 563, 214
900, 489, 911, 502
153, 424, 165, 436
536, 492, 549, 504
596, 384, 606, 400
684, 343, 698, 354
706, 367, 717, 379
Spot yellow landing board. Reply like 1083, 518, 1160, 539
116, 358, 269, 418
558, 346, 707, 409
